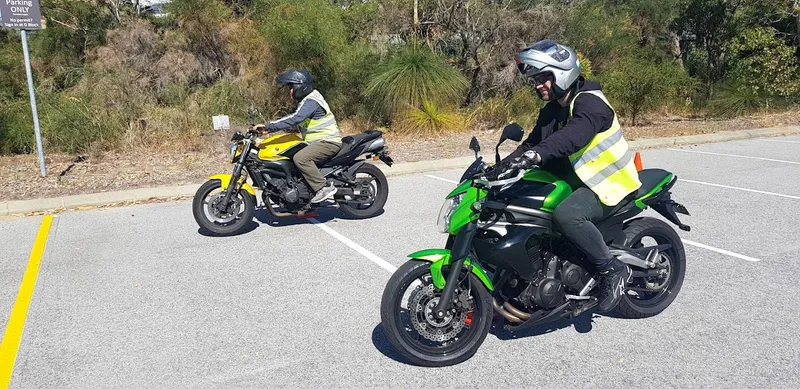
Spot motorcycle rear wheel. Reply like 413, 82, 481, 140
338, 163, 388, 219
192, 179, 255, 236
380, 260, 493, 367
615, 217, 686, 318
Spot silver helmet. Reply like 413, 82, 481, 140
516, 40, 581, 99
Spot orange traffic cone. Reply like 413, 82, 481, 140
634, 152, 643, 171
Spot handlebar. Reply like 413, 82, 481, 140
474, 169, 525, 190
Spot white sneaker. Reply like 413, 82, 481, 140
311, 184, 337, 203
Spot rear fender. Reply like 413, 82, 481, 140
408, 249, 494, 292
651, 195, 691, 231
209, 174, 256, 196
636, 175, 691, 231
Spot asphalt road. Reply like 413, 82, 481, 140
2, 135, 799, 388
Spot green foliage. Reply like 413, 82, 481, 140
339, 1, 383, 42
601, 55, 696, 125
34, 0, 115, 89
473, 87, 542, 130
674, 0, 738, 89
0, 33, 26, 100
576, 52, 594, 80
394, 100, 470, 137
608, 0, 680, 45
327, 43, 382, 118
707, 79, 768, 117
563, 2, 641, 72
0, 99, 34, 154
365, 48, 469, 120
258, 0, 348, 93
725, 27, 800, 98
1, 0, 799, 155
169, 0, 230, 25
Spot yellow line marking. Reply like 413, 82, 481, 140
0, 215, 53, 388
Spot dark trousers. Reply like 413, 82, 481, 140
552, 187, 617, 270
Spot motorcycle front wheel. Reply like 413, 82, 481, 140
192, 179, 255, 236
380, 260, 493, 367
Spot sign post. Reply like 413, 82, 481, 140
0, 0, 46, 177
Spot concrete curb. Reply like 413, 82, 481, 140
2, 125, 799, 217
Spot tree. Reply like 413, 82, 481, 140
601, 55, 694, 126
726, 26, 800, 97
425, 1, 563, 104
562, 2, 641, 73
674, 0, 740, 95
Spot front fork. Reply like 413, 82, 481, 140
221, 162, 245, 208
221, 138, 252, 209
432, 222, 477, 319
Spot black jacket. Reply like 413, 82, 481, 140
505, 78, 614, 189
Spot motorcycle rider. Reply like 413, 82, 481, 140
253, 69, 342, 203
504, 40, 642, 313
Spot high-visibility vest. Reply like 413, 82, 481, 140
567, 90, 642, 206
299, 90, 341, 143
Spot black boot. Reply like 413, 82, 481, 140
596, 259, 632, 313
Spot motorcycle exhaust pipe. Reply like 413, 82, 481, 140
492, 298, 525, 323
503, 302, 531, 320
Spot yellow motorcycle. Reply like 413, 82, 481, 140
192, 113, 393, 236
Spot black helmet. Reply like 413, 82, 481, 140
276, 69, 313, 101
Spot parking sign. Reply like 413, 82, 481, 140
0, 0, 42, 30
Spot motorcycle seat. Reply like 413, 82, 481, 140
636, 168, 673, 199
319, 130, 383, 167
601, 169, 674, 219
336, 130, 383, 156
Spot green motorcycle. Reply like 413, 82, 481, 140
380, 123, 691, 367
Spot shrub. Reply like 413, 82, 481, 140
600, 55, 696, 125
258, 0, 348, 94
392, 100, 471, 138
0, 99, 34, 154
707, 79, 768, 117
365, 47, 469, 120
725, 26, 800, 98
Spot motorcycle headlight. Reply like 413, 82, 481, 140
436, 194, 463, 234
229, 143, 238, 162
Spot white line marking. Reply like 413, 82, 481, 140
308, 218, 398, 273
427, 174, 765, 262
759, 139, 800, 144
682, 239, 761, 262
667, 148, 800, 165
425, 174, 459, 184
678, 179, 800, 200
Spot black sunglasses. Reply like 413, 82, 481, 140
532, 73, 554, 85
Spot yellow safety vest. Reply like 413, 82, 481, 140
299, 90, 341, 144
567, 90, 641, 206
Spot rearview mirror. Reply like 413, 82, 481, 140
469, 136, 481, 158
501, 123, 524, 142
